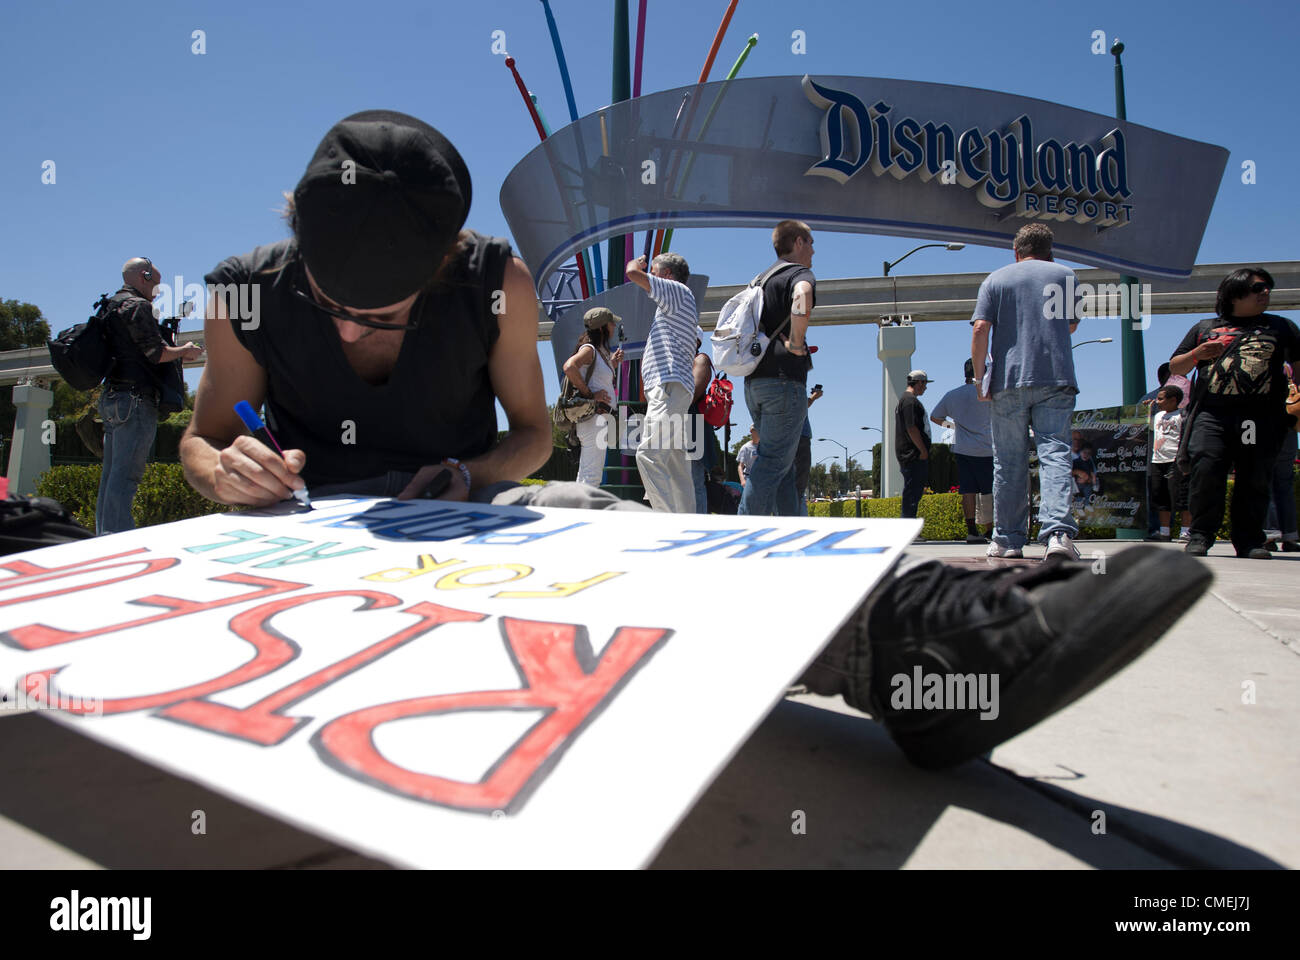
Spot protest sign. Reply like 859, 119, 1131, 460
0, 496, 916, 868
1068, 405, 1149, 530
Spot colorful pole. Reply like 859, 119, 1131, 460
609, 0, 631, 289
540, 0, 580, 124
505, 57, 547, 141
662, 33, 758, 252
534, 92, 599, 294
539, 0, 602, 295
506, 56, 589, 299
632, 0, 650, 266
633, 0, 648, 98
653, 1, 739, 252
698, 0, 739, 83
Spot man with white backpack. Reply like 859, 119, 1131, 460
712, 220, 816, 517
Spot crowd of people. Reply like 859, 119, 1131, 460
63, 110, 1261, 768
890, 226, 1299, 560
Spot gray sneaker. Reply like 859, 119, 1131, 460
1044, 532, 1081, 561
987, 542, 1023, 559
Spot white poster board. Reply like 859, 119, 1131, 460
0, 496, 917, 868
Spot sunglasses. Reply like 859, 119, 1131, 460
290, 267, 421, 331
1249, 281, 1272, 294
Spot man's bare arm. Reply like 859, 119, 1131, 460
971, 319, 992, 398
787, 279, 813, 352
907, 425, 929, 458
691, 353, 711, 406
625, 256, 651, 293
462, 257, 553, 488
180, 293, 306, 506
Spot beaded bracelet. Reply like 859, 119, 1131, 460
443, 457, 472, 494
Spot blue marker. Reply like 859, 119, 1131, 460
233, 401, 311, 508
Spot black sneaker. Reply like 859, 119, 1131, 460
966, 532, 990, 544
1240, 548, 1272, 560
1145, 532, 1171, 542
861, 546, 1213, 769
1185, 538, 1210, 557
1282, 541, 1300, 553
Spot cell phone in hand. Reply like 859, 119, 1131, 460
813, 384, 823, 392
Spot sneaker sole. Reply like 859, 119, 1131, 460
890, 548, 1213, 769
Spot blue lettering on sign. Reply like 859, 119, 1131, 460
626, 527, 887, 558
625, 530, 745, 553
766, 531, 890, 557
689, 528, 814, 558
957, 128, 986, 186
802, 77, 1134, 226
802, 77, 874, 184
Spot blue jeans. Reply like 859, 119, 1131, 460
990, 385, 1077, 549
692, 423, 716, 513
738, 377, 804, 517
96, 388, 158, 535
900, 460, 927, 518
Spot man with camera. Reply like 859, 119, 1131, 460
96, 256, 204, 535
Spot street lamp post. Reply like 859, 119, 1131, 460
883, 242, 966, 276
816, 438, 849, 494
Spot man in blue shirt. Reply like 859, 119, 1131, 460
971, 224, 1080, 560
931, 359, 994, 543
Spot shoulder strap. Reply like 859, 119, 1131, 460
749, 261, 800, 290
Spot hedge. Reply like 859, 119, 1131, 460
34, 463, 233, 531
29, 463, 1298, 541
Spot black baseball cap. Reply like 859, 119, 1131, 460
293, 110, 472, 309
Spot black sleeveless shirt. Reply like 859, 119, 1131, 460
204, 231, 511, 488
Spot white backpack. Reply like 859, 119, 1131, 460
710, 262, 801, 377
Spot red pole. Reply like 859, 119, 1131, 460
505, 55, 589, 298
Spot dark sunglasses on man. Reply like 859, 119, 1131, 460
289, 262, 422, 331
1249, 281, 1272, 294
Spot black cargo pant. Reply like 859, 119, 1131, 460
1186, 407, 1284, 554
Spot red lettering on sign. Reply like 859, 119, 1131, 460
160, 601, 487, 745
24, 589, 402, 715
313, 617, 671, 813
2, 572, 307, 651
0, 549, 178, 610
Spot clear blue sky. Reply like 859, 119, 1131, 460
3, 0, 1296, 472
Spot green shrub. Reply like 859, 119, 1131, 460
35, 463, 233, 530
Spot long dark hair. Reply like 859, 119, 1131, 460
1216, 266, 1274, 318
574, 324, 613, 367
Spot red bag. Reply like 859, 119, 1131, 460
699, 374, 733, 429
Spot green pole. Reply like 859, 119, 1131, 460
1112, 39, 1146, 406
1113, 39, 1144, 541
609, 0, 631, 289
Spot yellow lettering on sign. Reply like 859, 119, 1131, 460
494, 571, 624, 600
436, 564, 533, 589
363, 554, 462, 583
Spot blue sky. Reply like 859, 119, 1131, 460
3, 0, 1296, 472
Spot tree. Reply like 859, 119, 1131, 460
1, 299, 53, 439
0, 299, 50, 350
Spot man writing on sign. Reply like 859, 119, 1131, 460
181, 110, 1212, 773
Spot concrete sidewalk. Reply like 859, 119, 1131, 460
2, 541, 1295, 869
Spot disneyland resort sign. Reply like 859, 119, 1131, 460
500, 75, 1228, 287
802, 77, 1132, 227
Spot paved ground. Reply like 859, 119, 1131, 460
2, 540, 1294, 869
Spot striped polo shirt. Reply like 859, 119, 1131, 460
641, 273, 698, 391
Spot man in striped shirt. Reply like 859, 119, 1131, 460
627, 252, 699, 512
